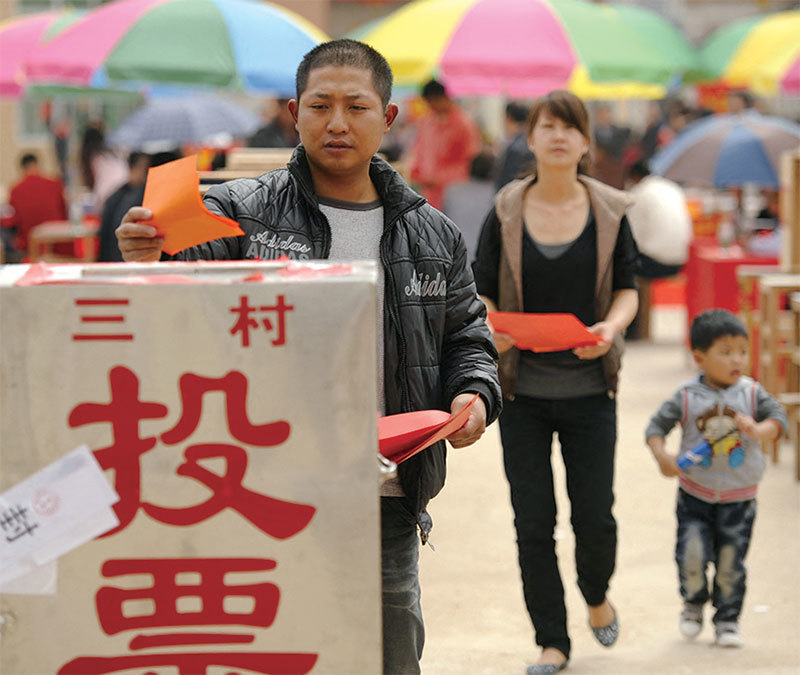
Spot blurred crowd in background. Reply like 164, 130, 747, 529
0, 0, 797, 273
0, 84, 785, 265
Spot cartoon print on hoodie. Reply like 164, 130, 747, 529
695, 403, 745, 468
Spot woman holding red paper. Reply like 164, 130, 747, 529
472, 91, 638, 674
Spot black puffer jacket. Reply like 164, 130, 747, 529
175, 147, 502, 525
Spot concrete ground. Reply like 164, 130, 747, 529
419, 307, 800, 674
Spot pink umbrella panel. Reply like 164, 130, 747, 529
0, 9, 84, 98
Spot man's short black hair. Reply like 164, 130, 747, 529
296, 39, 393, 108
20, 153, 38, 169
690, 309, 748, 352
505, 101, 529, 124
148, 150, 183, 168
470, 151, 495, 181
421, 79, 447, 100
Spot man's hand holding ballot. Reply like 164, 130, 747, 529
117, 155, 243, 261
117, 206, 161, 262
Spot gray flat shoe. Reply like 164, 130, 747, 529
590, 605, 620, 647
526, 661, 568, 674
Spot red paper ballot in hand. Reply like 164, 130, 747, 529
142, 155, 244, 254
488, 312, 605, 353
378, 394, 479, 464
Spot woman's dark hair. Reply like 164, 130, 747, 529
526, 90, 592, 174
80, 123, 106, 190
296, 39, 393, 108
690, 309, 748, 352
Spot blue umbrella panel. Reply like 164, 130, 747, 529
650, 111, 800, 188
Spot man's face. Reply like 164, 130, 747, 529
289, 65, 397, 178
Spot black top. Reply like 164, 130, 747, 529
473, 208, 638, 398
97, 182, 146, 262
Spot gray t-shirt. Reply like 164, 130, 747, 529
319, 196, 404, 497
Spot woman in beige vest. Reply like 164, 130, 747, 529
473, 91, 639, 674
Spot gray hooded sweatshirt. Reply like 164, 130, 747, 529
646, 375, 787, 503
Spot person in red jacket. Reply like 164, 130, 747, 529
409, 79, 481, 210
6, 153, 68, 259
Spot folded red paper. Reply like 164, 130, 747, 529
378, 393, 479, 464
487, 312, 605, 352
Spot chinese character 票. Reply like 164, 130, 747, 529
57, 557, 318, 675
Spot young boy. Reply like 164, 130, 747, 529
646, 309, 787, 648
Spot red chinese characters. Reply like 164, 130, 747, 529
59, 558, 316, 675
60, 366, 319, 673
72, 298, 134, 342
68, 367, 314, 537
229, 294, 294, 347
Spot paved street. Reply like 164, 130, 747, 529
420, 307, 800, 674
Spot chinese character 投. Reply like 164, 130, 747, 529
68, 366, 315, 538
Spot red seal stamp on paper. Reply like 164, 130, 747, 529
32, 488, 60, 516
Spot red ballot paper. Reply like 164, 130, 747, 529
488, 312, 605, 353
378, 393, 479, 464
142, 155, 244, 254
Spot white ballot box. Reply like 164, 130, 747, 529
0, 261, 381, 675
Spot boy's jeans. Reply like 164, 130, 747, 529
381, 496, 424, 674
675, 489, 756, 624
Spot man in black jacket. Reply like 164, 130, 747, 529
117, 39, 501, 674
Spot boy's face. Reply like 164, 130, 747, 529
693, 334, 749, 389
289, 65, 397, 179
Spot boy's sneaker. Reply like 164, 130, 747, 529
715, 622, 744, 648
679, 603, 703, 639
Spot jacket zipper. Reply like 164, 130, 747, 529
379, 199, 425, 413
293, 157, 432, 535
380, 198, 435, 541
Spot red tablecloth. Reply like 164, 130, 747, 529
685, 239, 779, 337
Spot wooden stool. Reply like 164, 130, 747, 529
779, 293, 800, 481
758, 275, 800, 462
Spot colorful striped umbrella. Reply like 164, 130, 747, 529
0, 8, 84, 98
697, 9, 800, 92
355, 0, 694, 98
751, 44, 800, 97
24, 0, 328, 96
650, 112, 800, 189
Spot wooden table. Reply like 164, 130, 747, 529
28, 220, 99, 262
758, 274, 800, 397
786, 293, 800, 480
685, 240, 778, 344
